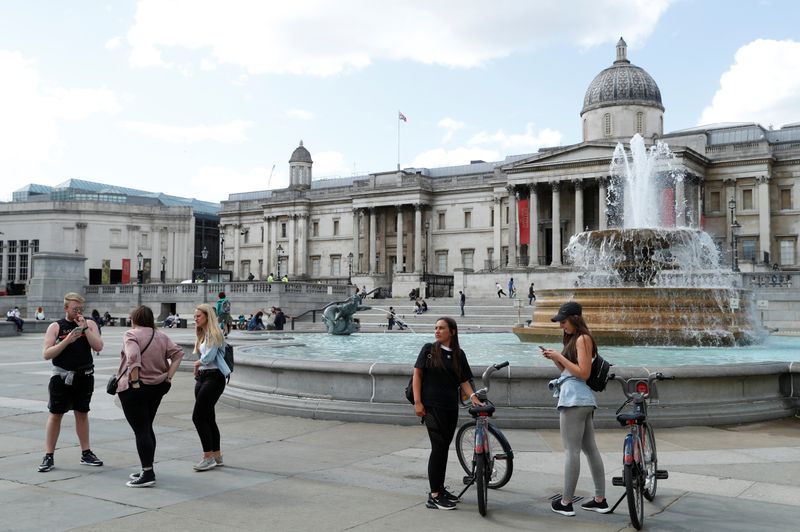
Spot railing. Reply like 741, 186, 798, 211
742, 272, 796, 288
82, 281, 354, 299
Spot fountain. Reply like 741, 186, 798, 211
321, 291, 371, 335
513, 134, 759, 346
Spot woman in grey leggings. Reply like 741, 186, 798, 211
541, 301, 609, 517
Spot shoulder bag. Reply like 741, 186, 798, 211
107, 329, 156, 395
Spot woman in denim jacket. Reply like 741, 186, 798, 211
542, 301, 609, 517
191, 303, 230, 472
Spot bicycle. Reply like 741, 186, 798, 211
453, 361, 514, 516
608, 372, 673, 530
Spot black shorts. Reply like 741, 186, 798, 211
48, 373, 95, 414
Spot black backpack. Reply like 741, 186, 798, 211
586, 353, 612, 392
223, 343, 234, 373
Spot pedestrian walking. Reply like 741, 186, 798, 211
38, 292, 104, 472
116, 305, 184, 487
495, 282, 506, 298
508, 277, 515, 298
458, 291, 466, 317
191, 303, 231, 472
528, 283, 537, 305
388, 307, 396, 330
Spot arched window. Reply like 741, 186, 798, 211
636, 112, 644, 134
603, 113, 612, 137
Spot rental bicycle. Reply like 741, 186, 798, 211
453, 361, 514, 516
608, 372, 673, 530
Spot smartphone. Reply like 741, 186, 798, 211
75, 326, 88, 334
538, 345, 546, 351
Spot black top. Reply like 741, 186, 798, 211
414, 342, 473, 410
460, 293, 466, 303
53, 319, 93, 371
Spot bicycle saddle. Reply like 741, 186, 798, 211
469, 404, 496, 416
616, 411, 646, 425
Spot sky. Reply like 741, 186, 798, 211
1, 0, 800, 204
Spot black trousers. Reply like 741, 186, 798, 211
193, 370, 226, 452
119, 381, 171, 468
424, 406, 459, 493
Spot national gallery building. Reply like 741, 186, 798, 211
218, 39, 800, 293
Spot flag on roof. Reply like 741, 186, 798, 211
398, 111, 407, 122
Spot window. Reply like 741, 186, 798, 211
110, 229, 122, 245
281, 223, 287, 238
741, 238, 757, 261
258, 259, 263, 277
141, 233, 149, 248
19, 253, 28, 281
242, 230, 249, 244
8, 240, 16, 254
490, 207, 495, 227
635, 112, 644, 134
708, 191, 721, 212
742, 189, 754, 210
505, 205, 509, 225
240, 260, 250, 279
436, 251, 447, 273
20, 240, 28, 253
603, 113, 612, 137
312, 221, 319, 237
461, 249, 474, 270
780, 188, 792, 210
260, 227, 264, 243
311, 256, 321, 277
780, 239, 796, 266
502, 246, 508, 266
333, 219, 340, 236
437, 212, 445, 230
464, 211, 472, 228
330, 255, 341, 276
32, 239, 39, 252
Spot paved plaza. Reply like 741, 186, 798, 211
1, 328, 799, 531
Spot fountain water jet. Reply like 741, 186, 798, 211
514, 135, 759, 346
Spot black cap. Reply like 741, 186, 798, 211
551, 301, 582, 322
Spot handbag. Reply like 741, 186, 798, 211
107, 330, 156, 395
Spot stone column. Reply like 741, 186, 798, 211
414, 204, 423, 273
551, 181, 562, 266
674, 176, 686, 227
493, 196, 502, 267
507, 185, 518, 267
369, 208, 377, 274
598, 177, 608, 230
757, 175, 772, 263
288, 215, 296, 276
152, 226, 162, 276
270, 218, 278, 275
262, 216, 271, 279
528, 184, 539, 266
351, 209, 360, 273
395, 206, 404, 272
573, 179, 584, 235
233, 224, 241, 280
298, 214, 308, 276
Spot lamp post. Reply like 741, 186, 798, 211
136, 252, 143, 284
201, 246, 208, 282
347, 252, 353, 285
728, 198, 739, 272
160, 256, 166, 283
276, 244, 283, 278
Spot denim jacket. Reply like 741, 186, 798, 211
549, 370, 596, 409
198, 341, 231, 377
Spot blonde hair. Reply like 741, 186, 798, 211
195, 303, 224, 348
63, 292, 85, 306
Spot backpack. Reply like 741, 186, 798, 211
221, 298, 231, 315
586, 353, 612, 392
223, 343, 234, 373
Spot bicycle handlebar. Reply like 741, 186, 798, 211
473, 361, 510, 399
608, 372, 673, 401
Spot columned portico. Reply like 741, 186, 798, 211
551, 181, 562, 266
263, 216, 271, 278
297, 214, 308, 276
414, 204, 423, 273
395, 206, 404, 272
233, 224, 241, 278
369, 208, 377, 274
507, 185, 518, 267
352, 209, 360, 273
573, 179, 584, 235
598, 177, 608, 230
288, 215, 296, 276
757, 175, 772, 262
493, 196, 502, 267
528, 184, 539, 266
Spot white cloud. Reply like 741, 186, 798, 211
285, 108, 313, 120
0, 50, 119, 187
469, 124, 563, 152
438, 117, 465, 142
125, 0, 672, 76
190, 165, 286, 199
411, 147, 500, 169
122, 120, 252, 143
105, 36, 122, 50
699, 39, 800, 127
312, 150, 347, 177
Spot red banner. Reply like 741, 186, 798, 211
518, 198, 529, 245
661, 188, 675, 227
121, 258, 131, 284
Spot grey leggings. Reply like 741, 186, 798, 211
559, 406, 605, 501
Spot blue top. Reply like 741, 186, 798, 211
552, 369, 596, 409
198, 340, 231, 377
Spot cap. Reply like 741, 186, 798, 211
551, 301, 582, 322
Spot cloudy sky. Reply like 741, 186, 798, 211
1, 0, 799, 203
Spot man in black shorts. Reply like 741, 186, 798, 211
38, 292, 104, 472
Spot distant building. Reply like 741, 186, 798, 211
1, 179, 219, 287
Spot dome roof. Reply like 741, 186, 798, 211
581, 38, 663, 115
289, 140, 313, 164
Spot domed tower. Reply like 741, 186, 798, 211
288, 140, 313, 190
581, 38, 664, 142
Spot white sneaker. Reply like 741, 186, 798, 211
193, 457, 217, 471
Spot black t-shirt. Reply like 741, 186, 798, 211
53, 319, 93, 371
414, 342, 473, 410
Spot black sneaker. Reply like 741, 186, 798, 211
551, 499, 575, 516
38, 454, 54, 472
126, 469, 155, 488
426, 493, 456, 510
440, 487, 461, 503
80, 450, 103, 467
581, 498, 611, 513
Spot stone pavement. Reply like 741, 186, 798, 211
1, 329, 799, 531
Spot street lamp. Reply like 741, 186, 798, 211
136, 252, 143, 284
347, 252, 353, 284
276, 244, 283, 278
160, 256, 167, 283
728, 198, 739, 272
201, 246, 208, 282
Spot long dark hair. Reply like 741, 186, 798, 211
561, 314, 597, 363
429, 317, 462, 377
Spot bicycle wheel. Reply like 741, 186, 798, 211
624, 439, 645, 530
476, 452, 489, 517
455, 421, 514, 489
642, 423, 658, 501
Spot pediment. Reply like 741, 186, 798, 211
501, 142, 618, 173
